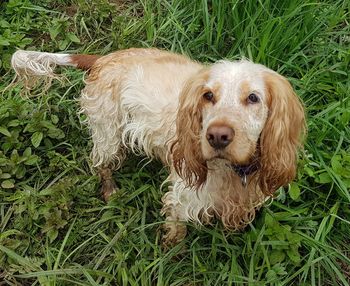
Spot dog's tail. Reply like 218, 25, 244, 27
11, 50, 101, 90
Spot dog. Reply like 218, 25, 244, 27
11, 48, 305, 245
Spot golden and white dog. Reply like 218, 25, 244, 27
11, 48, 305, 245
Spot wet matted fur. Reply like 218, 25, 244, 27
11, 48, 305, 245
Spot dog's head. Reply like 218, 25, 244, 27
171, 60, 305, 195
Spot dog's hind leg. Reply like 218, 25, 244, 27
11, 50, 126, 201
80, 73, 126, 201
99, 166, 119, 201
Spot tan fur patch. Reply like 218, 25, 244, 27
70, 54, 101, 71
239, 80, 251, 105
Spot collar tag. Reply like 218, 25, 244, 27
241, 174, 247, 187
229, 163, 259, 187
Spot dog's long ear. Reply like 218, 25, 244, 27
171, 68, 209, 188
259, 73, 306, 195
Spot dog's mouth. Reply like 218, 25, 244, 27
209, 152, 226, 160
207, 151, 260, 186
208, 150, 252, 165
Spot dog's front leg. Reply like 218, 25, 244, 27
161, 178, 213, 247
161, 186, 188, 247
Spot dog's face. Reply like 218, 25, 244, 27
200, 61, 269, 164
172, 60, 305, 194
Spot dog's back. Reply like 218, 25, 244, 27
11, 48, 202, 165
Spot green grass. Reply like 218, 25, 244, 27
0, 0, 349, 285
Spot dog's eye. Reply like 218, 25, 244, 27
247, 93, 259, 104
203, 91, 214, 101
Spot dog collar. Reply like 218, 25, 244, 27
230, 163, 259, 187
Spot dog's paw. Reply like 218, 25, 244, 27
162, 222, 187, 249
101, 179, 119, 202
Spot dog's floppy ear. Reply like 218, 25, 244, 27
259, 72, 306, 195
171, 68, 209, 188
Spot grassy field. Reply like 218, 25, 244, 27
0, 0, 349, 285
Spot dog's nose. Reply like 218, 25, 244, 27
206, 125, 234, 149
